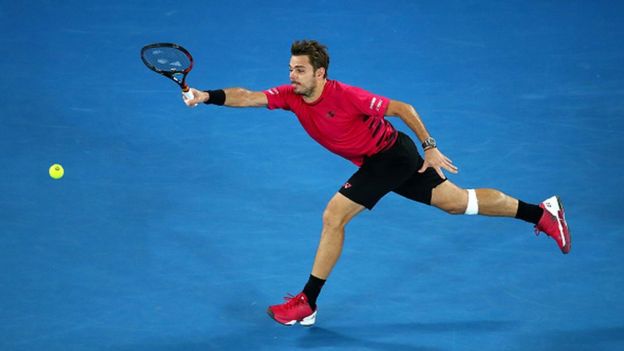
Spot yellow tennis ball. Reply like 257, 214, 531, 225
49, 164, 64, 179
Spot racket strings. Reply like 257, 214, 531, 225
143, 47, 191, 72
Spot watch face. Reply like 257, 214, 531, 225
422, 137, 436, 150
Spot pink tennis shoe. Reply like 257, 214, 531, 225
535, 195, 571, 254
267, 292, 317, 326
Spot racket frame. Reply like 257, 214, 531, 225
141, 42, 195, 99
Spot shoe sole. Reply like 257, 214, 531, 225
266, 308, 316, 327
555, 196, 572, 254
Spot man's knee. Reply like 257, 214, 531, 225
322, 206, 348, 230
431, 182, 469, 215
321, 194, 364, 230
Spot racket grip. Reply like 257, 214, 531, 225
183, 89, 195, 100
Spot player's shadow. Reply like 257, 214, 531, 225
297, 326, 439, 351
296, 320, 519, 350
110, 320, 516, 351
110, 323, 624, 351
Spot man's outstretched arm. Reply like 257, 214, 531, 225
183, 87, 268, 107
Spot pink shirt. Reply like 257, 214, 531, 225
264, 80, 398, 166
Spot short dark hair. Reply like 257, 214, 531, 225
291, 40, 329, 78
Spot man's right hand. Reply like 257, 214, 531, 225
183, 88, 208, 107
419, 147, 458, 180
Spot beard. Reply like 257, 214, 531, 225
293, 82, 316, 97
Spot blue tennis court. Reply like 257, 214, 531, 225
2, 1, 623, 350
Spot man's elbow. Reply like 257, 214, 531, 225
389, 100, 416, 117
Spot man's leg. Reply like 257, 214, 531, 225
267, 133, 421, 326
311, 192, 366, 279
429, 181, 571, 253
429, 181, 520, 216
267, 192, 365, 326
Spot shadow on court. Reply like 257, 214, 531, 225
112, 323, 624, 351
297, 328, 442, 351
297, 321, 519, 350
112, 320, 520, 351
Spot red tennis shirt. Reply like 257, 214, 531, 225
264, 80, 398, 166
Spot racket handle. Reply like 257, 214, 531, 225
183, 89, 194, 100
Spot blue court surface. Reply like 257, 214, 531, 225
2, 1, 623, 350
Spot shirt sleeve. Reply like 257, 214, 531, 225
344, 86, 390, 118
263, 85, 293, 111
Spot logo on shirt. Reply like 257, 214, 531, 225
267, 88, 279, 95
343, 182, 352, 189
369, 97, 384, 112
326, 110, 335, 118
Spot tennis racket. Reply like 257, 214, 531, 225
141, 43, 195, 100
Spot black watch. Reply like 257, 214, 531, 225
422, 137, 436, 150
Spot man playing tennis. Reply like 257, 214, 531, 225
182, 40, 571, 327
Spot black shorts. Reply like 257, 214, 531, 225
338, 132, 447, 209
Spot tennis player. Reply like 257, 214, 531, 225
182, 40, 571, 327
